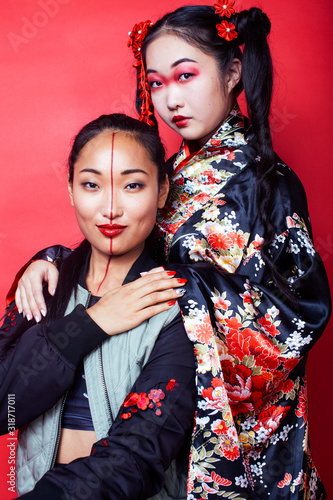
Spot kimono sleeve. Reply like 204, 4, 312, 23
166, 163, 331, 389
172, 212, 331, 408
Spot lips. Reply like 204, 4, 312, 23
172, 115, 191, 128
97, 224, 126, 237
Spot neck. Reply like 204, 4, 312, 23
86, 245, 144, 296
195, 99, 237, 149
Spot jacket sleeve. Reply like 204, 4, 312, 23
0, 304, 108, 434
6, 245, 71, 305
17, 312, 196, 500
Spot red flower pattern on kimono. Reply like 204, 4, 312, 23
193, 192, 211, 204
225, 324, 282, 370
195, 321, 214, 344
258, 314, 280, 337
254, 404, 290, 432
278, 473, 292, 488
211, 419, 228, 435
221, 438, 240, 461
228, 231, 247, 249
211, 472, 232, 486
207, 232, 233, 250
277, 378, 294, 395
221, 360, 269, 415
295, 383, 307, 428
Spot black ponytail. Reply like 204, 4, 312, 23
235, 9, 295, 302
140, 5, 295, 302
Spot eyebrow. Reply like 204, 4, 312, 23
79, 168, 101, 175
78, 168, 149, 176
147, 58, 197, 74
121, 169, 148, 176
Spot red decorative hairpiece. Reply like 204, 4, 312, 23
128, 21, 155, 126
214, 0, 238, 41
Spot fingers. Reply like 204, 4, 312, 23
136, 286, 186, 311
15, 287, 23, 314
140, 274, 187, 299
46, 265, 59, 297
16, 281, 33, 321
140, 266, 164, 277
129, 300, 180, 326
14, 261, 60, 322
129, 270, 187, 294
16, 274, 46, 323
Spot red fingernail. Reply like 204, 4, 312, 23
168, 300, 176, 307
166, 271, 176, 276
177, 279, 187, 284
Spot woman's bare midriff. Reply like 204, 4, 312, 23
56, 428, 98, 464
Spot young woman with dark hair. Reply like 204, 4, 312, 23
0, 113, 196, 499
7, 2, 331, 498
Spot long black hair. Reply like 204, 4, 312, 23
137, 5, 293, 300
47, 113, 166, 323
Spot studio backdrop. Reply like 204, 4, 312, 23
0, 1, 332, 498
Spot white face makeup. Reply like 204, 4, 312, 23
146, 34, 239, 147
68, 131, 168, 267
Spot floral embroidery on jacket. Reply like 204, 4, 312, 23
120, 379, 179, 419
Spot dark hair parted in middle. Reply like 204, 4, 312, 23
68, 113, 166, 186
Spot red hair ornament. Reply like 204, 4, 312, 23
214, 0, 235, 17
128, 21, 155, 126
214, 0, 238, 41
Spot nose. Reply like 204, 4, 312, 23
166, 83, 184, 111
102, 188, 123, 220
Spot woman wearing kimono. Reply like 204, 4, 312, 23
8, 2, 331, 498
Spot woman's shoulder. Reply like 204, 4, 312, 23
273, 155, 309, 216
236, 151, 310, 220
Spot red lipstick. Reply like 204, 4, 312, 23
172, 115, 191, 128
97, 224, 126, 237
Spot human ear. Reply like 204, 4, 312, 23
67, 180, 74, 207
226, 58, 242, 94
157, 175, 169, 209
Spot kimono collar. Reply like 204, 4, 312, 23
173, 102, 248, 175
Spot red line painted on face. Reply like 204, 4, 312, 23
96, 132, 115, 295
110, 132, 115, 254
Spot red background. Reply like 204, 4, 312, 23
1, 1, 332, 498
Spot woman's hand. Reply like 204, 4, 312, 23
15, 260, 59, 322
86, 269, 187, 336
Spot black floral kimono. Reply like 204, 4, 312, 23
7, 105, 331, 499
154, 104, 331, 499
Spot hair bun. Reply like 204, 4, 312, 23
253, 8, 271, 37
234, 7, 271, 45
